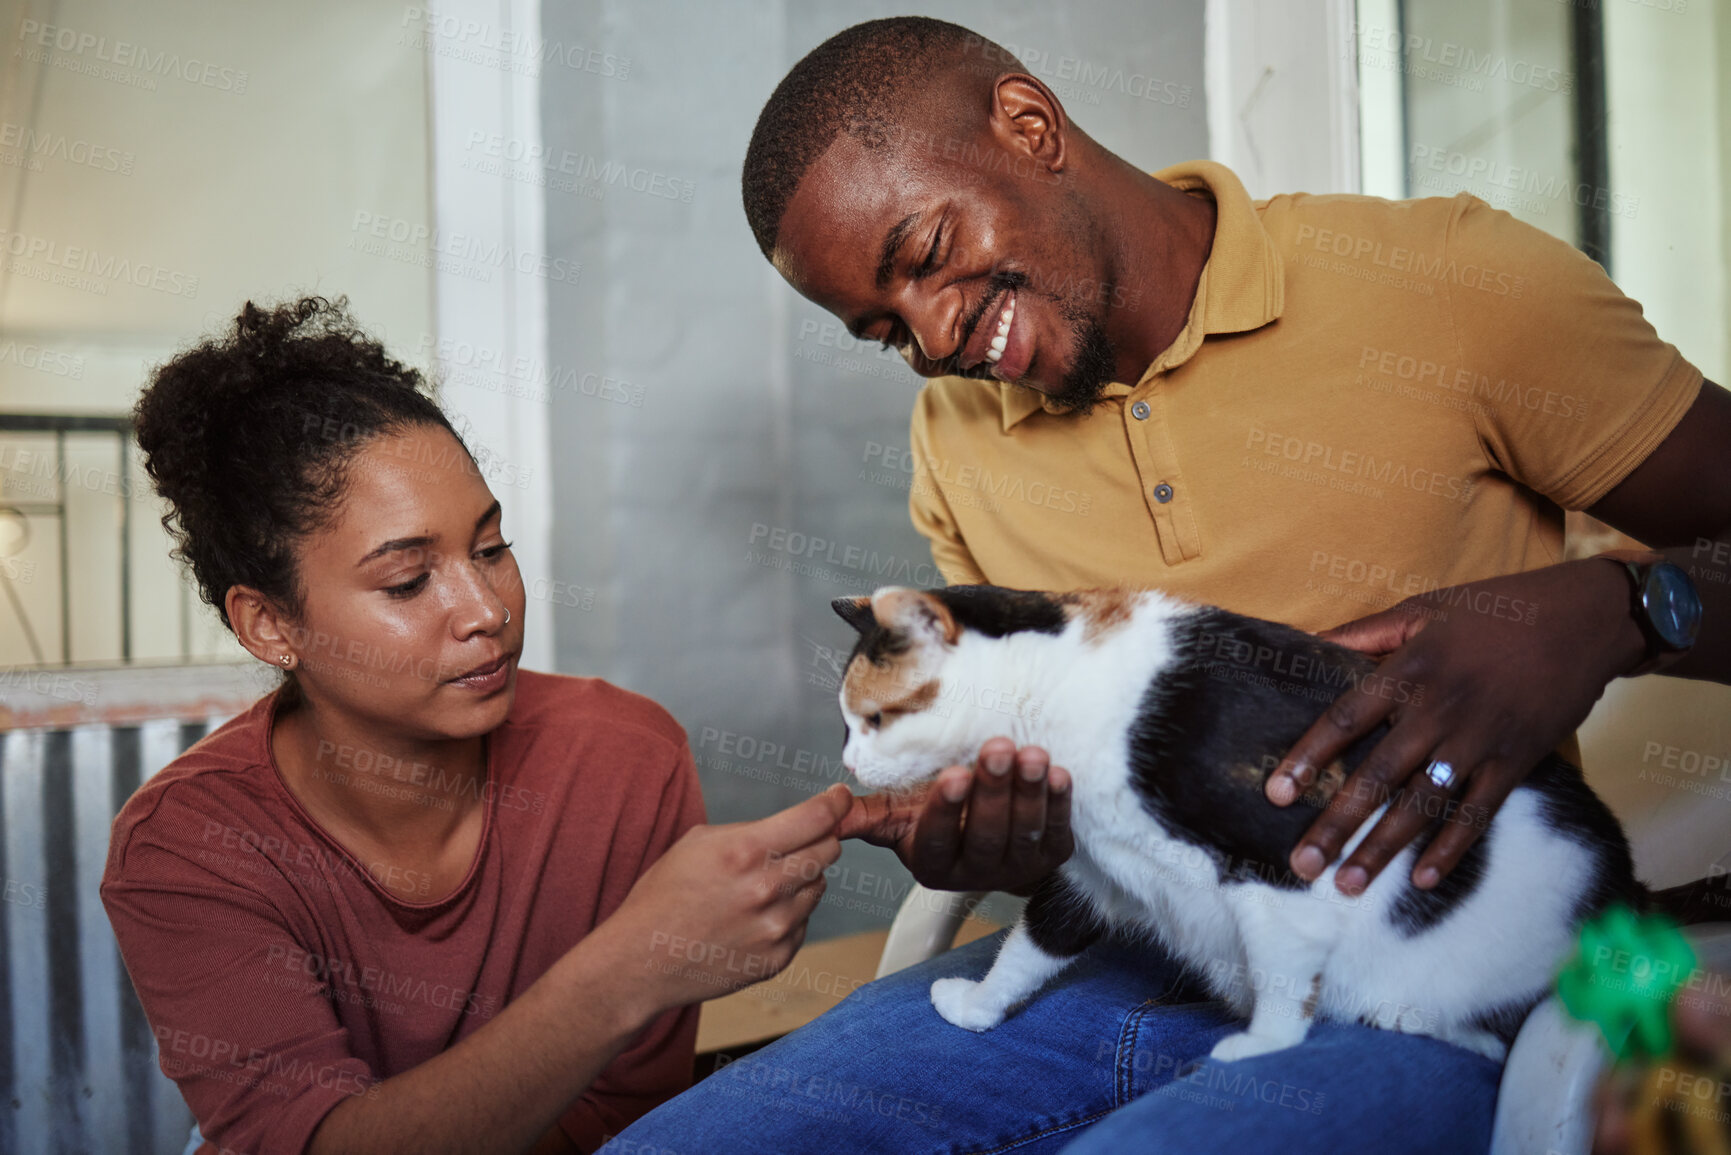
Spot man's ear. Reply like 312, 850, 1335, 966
226, 585, 298, 668
868, 587, 960, 645
831, 596, 876, 634
988, 74, 1066, 175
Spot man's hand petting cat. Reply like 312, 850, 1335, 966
1265, 558, 1648, 896
591, 785, 850, 1017
838, 737, 1075, 894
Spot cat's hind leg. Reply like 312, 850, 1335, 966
1208, 886, 1332, 1062
931, 872, 1101, 1032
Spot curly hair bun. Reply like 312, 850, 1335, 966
135, 296, 463, 628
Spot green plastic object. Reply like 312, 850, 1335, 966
1555, 904, 1697, 1062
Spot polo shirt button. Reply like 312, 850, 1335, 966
1131, 401, 1151, 420
1153, 483, 1174, 503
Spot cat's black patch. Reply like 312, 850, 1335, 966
1025, 872, 1105, 958
1126, 607, 1392, 890
1388, 825, 1489, 936
851, 623, 910, 668
1527, 754, 1642, 922
1468, 993, 1541, 1048
1127, 607, 1636, 938
1393, 755, 1638, 937
834, 586, 1065, 680
930, 585, 1068, 638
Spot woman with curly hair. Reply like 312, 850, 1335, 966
101, 298, 851, 1155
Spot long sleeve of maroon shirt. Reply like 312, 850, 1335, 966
101, 671, 706, 1155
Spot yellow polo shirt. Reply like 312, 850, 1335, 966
909, 160, 1703, 633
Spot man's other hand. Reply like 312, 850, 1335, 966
838, 737, 1074, 894
1266, 558, 1646, 896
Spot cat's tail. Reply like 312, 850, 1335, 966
1645, 874, 1731, 925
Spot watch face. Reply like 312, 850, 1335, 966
1643, 562, 1703, 650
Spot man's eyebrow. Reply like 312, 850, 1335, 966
875, 213, 921, 290
357, 501, 502, 567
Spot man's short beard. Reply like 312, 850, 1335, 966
1042, 303, 1117, 415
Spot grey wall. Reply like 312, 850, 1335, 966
540, 0, 1207, 939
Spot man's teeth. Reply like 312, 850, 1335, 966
985, 296, 1015, 364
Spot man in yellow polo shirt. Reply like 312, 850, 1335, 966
905, 158, 1696, 614
613, 16, 1730, 1155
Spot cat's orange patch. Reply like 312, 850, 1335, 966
844, 656, 939, 724
1059, 588, 1137, 643
1298, 761, 1349, 807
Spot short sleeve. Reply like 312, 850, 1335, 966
102, 810, 376, 1155
1445, 195, 1703, 510
559, 744, 706, 1151
910, 389, 988, 585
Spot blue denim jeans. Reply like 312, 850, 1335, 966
607, 931, 1501, 1155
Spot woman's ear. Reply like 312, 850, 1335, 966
868, 587, 960, 646
227, 585, 298, 668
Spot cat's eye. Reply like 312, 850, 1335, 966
867, 711, 883, 729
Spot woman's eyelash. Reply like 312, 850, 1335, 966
385, 541, 511, 598
385, 574, 429, 598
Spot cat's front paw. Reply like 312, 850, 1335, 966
1208, 1031, 1297, 1063
930, 977, 1007, 1032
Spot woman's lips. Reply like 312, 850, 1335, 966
448, 652, 513, 694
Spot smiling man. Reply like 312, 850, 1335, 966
610, 15, 1731, 1155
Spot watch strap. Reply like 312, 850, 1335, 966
1599, 549, 1677, 676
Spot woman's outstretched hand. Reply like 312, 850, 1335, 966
592, 785, 851, 1015
839, 737, 1074, 895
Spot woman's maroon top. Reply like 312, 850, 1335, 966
102, 670, 705, 1154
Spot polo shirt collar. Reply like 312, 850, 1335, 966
998, 159, 1284, 432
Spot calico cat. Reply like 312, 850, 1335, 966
832, 583, 1647, 1063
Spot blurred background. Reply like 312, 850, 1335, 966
0, 0, 1726, 1150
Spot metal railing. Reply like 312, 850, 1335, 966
0, 414, 184, 668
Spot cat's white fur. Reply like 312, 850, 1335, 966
841, 587, 1597, 1062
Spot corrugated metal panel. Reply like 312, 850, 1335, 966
1, 719, 213, 1154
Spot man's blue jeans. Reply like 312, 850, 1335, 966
608, 930, 1502, 1154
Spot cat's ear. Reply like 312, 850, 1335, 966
831, 596, 876, 635
869, 587, 960, 646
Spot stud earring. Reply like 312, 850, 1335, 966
280, 655, 292, 667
